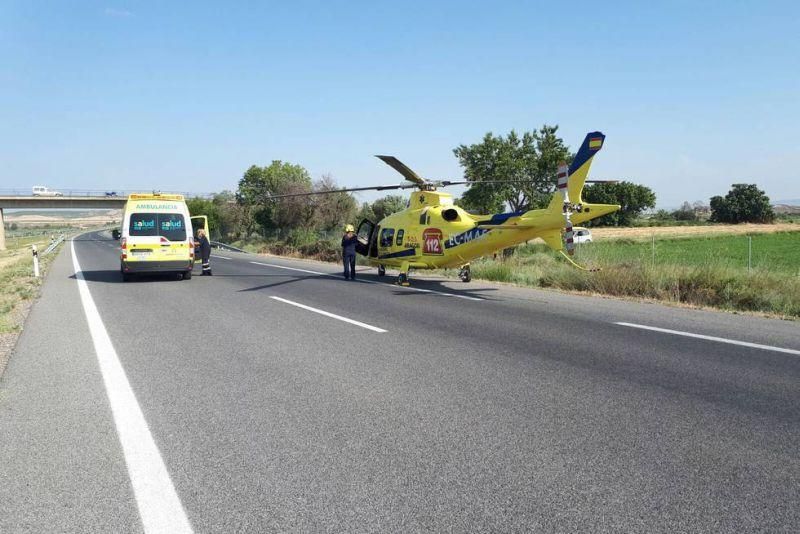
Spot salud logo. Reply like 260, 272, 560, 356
422, 228, 443, 255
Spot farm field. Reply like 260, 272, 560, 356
571, 230, 800, 274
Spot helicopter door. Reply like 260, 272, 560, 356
355, 219, 375, 257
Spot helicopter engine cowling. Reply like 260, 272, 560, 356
442, 208, 460, 222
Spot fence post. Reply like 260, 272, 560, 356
652, 232, 655, 267
32, 244, 40, 277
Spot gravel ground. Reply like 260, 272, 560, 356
0, 299, 33, 379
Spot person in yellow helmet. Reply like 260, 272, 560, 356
341, 224, 358, 280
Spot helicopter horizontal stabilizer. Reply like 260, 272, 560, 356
539, 230, 564, 252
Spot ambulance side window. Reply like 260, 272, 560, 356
380, 228, 394, 247
396, 229, 404, 246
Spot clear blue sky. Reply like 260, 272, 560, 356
2, 1, 798, 207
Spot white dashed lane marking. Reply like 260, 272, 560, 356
615, 322, 800, 356
270, 296, 387, 332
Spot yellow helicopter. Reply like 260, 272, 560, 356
267, 131, 620, 285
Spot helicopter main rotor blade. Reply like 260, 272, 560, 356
438, 179, 620, 187
259, 183, 417, 200
375, 155, 426, 186
438, 180, 553, 187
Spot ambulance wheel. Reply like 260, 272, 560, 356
397, 273, 409, 286
183, 270, 192, 280
378, 265, 386, 276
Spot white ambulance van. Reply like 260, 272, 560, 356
120, 193, 196, 281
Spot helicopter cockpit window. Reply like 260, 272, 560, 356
380, 228, 395, 247
419, 208, 429, 225
395, 229, 404, 246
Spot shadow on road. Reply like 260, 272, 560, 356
69, 270, 188, 283
237, 270, 498, 300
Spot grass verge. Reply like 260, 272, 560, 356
0, 238, 63, 377
442, 250, 800, 319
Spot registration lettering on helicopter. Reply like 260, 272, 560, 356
445, 227, 490, 249
422, 228, 444, 255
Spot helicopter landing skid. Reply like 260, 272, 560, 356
558, 250, 602, 272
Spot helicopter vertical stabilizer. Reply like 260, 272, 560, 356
547, 131, 605, 211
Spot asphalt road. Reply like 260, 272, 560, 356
1, 230, 799, 533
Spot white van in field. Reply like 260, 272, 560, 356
573, 227, 593, 244
32, 186, 63, 196
120, 193, 197, 281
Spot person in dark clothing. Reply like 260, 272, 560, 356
197, 228, 212, 276
341, 224, 358, 280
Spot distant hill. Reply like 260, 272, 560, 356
773, 199, 800, 206
773, 204, 800, 215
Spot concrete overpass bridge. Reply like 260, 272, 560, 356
0, 196, 129, 250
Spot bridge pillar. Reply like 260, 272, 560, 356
0, 208, 5, 250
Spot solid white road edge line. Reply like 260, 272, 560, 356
211, 255, 231, 260
615, 322, 800, 356
249, 261, 482, 301
70, 240, 194, 534
270, 296, 387, 332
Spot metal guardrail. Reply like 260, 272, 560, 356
210, 241, 247, 253
42, 234, 66, 255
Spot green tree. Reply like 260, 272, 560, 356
355, 202, 376, 223
652, 209, 674, 221
582, 181, 657, 226
237, 161, 314, 230
671, 201, 698, 221
456, 190, 505, 214
453, 125, 571, 213
709, 184, 775, 223
186, 198, 221, 238
370, 195, 407, 221
312, 174, 357, 231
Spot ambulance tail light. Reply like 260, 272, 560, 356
120, 238, 127, 260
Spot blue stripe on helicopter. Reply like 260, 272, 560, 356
445, 227, 491, 249
378, 248, 417, 259
476, 211, 525, 226
569, 131, 605, 176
